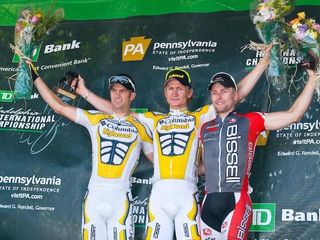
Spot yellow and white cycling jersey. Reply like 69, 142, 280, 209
76, 109, 153, 190
138, 104, 216, 184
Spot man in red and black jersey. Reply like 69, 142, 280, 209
199, 69, 318, 240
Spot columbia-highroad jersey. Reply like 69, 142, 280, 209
76, 109, 153, 190
200, 111, 265, 193
138, 105, 216, 184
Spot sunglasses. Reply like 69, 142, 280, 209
108, 75, 135, 91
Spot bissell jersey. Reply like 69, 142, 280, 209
138, 105, 216, 184
76, 109, 153, 190
200, 111, 265, 193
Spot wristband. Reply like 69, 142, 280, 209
30, 63, 39, 82
84, 91, 91, 100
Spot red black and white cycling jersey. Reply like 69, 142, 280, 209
199, 111, 265, 240
200, 111, 265, 194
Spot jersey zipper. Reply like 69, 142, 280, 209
218, 121, 224, 192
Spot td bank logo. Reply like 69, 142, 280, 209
250, 203, 276, 232
122, 36, 151, 62
12, 45, 41, 63
0, 90, 14, 102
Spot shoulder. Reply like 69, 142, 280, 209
242, 112, 265, 120
193, 104, 210, 114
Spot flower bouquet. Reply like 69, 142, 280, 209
11, 6, 64, 100
251, 0, 294, 91
288, 12, 320, 97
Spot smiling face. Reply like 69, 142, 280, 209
210, 82, 238, 118
164, 79, 193, 110
110, 83, 136, 113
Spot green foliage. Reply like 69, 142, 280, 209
33, 7, 64, 43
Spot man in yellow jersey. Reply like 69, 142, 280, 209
29, 66, 153, 240
74, 45, 271, 240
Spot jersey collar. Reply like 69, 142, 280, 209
169, 107, 189, 115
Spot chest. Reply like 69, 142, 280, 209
156, 115, 196, 134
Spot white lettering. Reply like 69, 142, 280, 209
226, 124, 241, 183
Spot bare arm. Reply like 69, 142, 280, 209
75, 75, 113, 113
237, 44, 272, 101
34, 76, 77, 122
264, 70, 318, 130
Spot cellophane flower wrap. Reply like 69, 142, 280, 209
251, 0, 294, 91
288, 12, 320, 97
13, 6, 64, 100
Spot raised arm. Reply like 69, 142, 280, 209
33, 71, 77, 122
75, 75, 113, 114
264, 69, 318, 130
75, 75, 139, 118
236, 44, 272, 101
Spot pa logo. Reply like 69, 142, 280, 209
122, 36, 151, 62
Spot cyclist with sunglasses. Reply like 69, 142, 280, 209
30, 68, 153, 240
75, 46, 271, 240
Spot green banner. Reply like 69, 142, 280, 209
0, 3, 320, 240
0, 0, 318, 25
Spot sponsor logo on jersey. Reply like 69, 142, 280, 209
113, 227, 117, 240
225, 124, 241, 183
250, 203, 276, 232
228, 118, 237, 124
122, 36, 151, 61
157, 115, 195, 156
99, 119, 138, 165
221, 221, 228, 230
103, 129, 132, 139
202, 228, 212, 236
237, 203, 252, 240
183, 223, 190, 237
90, 225, 96, 240
206, 124, 218, 132
153, 223, 161, 238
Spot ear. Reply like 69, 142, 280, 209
130, 91, 136, 101
163, 87, 168, 98
187, 88, 193, 99
233, 90, 239, 102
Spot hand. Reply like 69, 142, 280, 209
299, 50, 319, 71
306, 69, 317, 82
73, 75, 88, 96
260, 43, 272, 67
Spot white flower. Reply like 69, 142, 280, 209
253, 6, 276, 24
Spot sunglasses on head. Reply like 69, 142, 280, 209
108, 75, 135, 91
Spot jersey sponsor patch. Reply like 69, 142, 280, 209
156, 115, 195, 156
99, 119, 138, 165
202, 228, 212, 236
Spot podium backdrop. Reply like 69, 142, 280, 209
0, 1, 319, 239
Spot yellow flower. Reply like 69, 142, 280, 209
297, 12, 306, 19
36, 13, 42, 18
290, 18, 300, 25
310, 30, 318, 40
257, 4, 266, 11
